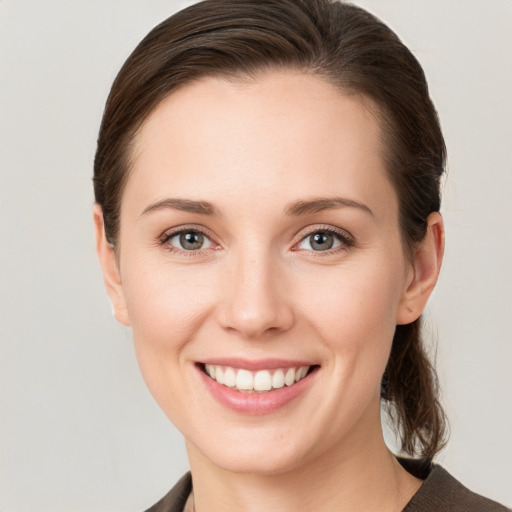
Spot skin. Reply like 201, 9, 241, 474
95, 71, 444, 511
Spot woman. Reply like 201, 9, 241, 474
93, 1, 509, 510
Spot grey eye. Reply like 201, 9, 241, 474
298, 231, 342, 251
310, 232, 334, 250
169, 231, 212, 251
180, 232, 204, 250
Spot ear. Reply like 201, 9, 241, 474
396, 212, 445, 325
93, 204, 131, 326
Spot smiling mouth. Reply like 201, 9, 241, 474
200, 364, 317, 393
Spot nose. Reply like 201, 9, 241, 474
217, 249, 295, 340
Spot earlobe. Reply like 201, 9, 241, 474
93, 204, 131, 326
396, 212, 445, 325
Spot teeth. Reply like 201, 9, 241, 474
272, 369, 285, 389
298, 366, 308, 380
285, 368, 295, 386
236, 369, 253, 390
204, 364, 310, 392
223, 367, 236, 387
254, 370, 272, 391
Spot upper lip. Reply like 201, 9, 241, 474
198, 358, 317, 371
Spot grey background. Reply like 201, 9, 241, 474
1, 0, 511, 510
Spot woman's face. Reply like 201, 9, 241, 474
106, 72, 421, 474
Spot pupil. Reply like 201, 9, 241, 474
311, 232, 333, 251
180, 232, 204, 250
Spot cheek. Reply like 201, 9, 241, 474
121, 265, 216, 425
124, 261, 209, 334
121, 262, 216, 378
295, 258, 405, 376
299, 257, 404, 332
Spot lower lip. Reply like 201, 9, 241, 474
197, 366, 317, 415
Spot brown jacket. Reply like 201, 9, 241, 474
145, 459, 510, 512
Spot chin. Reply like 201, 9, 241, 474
211, 450, 305, 476
188, 428, 314, 476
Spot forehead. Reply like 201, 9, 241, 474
125, 71, 395, 219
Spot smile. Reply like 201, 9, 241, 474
204, 364, 311, 393
198, 360, 318, 414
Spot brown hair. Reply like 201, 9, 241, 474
94, 0, 447, 459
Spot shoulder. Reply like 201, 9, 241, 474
400, 458, 510, 512
144, 472, 192, 512
142, 465, 510, 512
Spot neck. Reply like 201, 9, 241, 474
185, 413, 421, 512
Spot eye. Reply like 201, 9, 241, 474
164, 229, 214, 251
295, 228, 352, 252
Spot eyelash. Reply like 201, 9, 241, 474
159, 226, 219, 256
292, 225, 355, 255
159, 225, 355, 256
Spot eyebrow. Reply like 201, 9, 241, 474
141, 198, 220, 217
284, 197, 374, 217
140, 196, 373, 218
